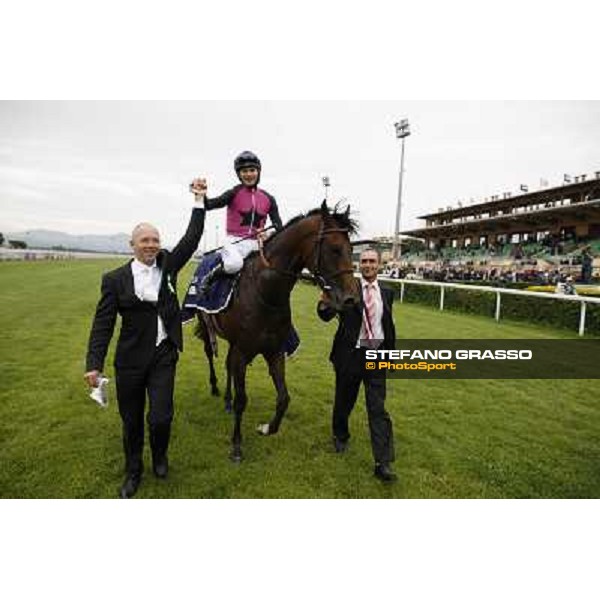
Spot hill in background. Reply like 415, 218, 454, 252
5, 229, 130, 253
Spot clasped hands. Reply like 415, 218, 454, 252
189, 177, 208, 199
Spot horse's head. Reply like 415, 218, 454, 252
309, 200, 360, 311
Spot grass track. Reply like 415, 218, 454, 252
0, 260, 598, 498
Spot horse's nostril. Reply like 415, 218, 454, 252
343, 296, 356, 306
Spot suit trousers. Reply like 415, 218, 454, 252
115, 340, 178, 476
333, 348, 395, 465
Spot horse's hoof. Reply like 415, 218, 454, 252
229, 451, 243, 464
211, 387, 220, 397
224, 403, 233, 414
256, 423, 270, 436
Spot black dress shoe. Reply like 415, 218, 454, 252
333, 438, 349, 453
119, 474, 141, 499
153, 456, 169, 479
374, 463, 397, 483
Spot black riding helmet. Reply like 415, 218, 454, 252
234, 151, 261, 185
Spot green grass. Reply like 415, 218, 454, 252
1, 260, 599, 498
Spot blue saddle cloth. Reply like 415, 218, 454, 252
180, 254, 300, 358
181, 254, 236, 322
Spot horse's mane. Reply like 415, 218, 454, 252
266, 201, 358, 247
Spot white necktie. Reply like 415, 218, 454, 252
141, 267, 158, 302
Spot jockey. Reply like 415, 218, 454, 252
195, 151, 283, 294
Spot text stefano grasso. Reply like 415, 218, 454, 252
364, 349, 533, 361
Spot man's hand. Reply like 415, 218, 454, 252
189, 177, 208, 199
84, 370, 100, 388
316, 289, 337, 322
318, 289, 333, 311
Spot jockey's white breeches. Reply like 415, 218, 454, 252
221, 236, 259, 274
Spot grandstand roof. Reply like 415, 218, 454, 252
402, 199, 600, 239
416, 177, 600, 221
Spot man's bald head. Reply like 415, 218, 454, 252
131, 222, 160, 243
130, 222, 161, 265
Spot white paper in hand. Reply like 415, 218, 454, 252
90, 376, 109, 408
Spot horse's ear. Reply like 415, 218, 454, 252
344, 205, 350, 218
320, 199, 328, 215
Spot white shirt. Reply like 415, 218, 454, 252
131, 258, 167, 346
357, 277, 384, 347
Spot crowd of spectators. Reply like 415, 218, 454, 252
383, 239, 598, 287
381, 263, 595, 287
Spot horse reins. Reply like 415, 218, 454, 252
311, 221, 354, 292
258, 220, 354, 292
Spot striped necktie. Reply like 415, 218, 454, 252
363, 283, 376, 347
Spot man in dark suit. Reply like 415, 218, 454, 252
85, 179, 206, 498
317, 247, 397, 482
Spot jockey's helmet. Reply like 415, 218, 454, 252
234, 151, 261, 182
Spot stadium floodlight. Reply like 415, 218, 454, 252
392, 118, 411, 260
394, 119, 411, 139
564, 174, 571, 184
520, 184, 528, 193
322, 176, 330, 199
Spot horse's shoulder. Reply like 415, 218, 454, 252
240, 250, 260, 274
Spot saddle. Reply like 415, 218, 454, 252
181, 253, 237, 321
181, 253, 301, 358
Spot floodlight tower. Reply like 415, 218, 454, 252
322, 176, 331, 200
392, 118, 411, 261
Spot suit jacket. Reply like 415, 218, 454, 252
317, 282, 396, 371
86, 208, 205, 372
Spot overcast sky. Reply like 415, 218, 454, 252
1, 100, 599, 248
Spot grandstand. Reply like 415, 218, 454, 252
397, 171, 600, 285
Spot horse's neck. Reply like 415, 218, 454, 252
251, 218, 317, 302
266, 219, 316, 275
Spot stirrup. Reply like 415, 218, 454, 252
199, 263, 223, 296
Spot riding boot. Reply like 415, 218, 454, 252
199, 258, 225, 296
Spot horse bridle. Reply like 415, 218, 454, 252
311, 220, 354, 292
258, 218, 354, 293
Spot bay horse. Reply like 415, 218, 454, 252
195, 201, 359, 462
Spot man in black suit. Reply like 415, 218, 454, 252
84, 179, 206, 498
317, 247, 397, 482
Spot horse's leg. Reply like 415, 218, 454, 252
204, 336, 220, 398
196, 314, 219, 396
224, 345, 233, 413
230, 347, 249, 463
257, 352, 290, 436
